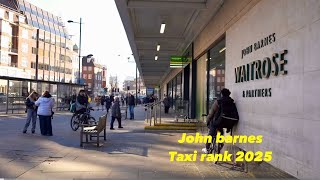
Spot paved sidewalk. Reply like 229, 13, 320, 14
0, 106, 295, 179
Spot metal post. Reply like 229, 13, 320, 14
135, 65, 137, 105
6, 80, 9, 114
149, 107, 152, 126
159, 101, 161, 124
154, 103, 157, 125
78, 18, 82, 84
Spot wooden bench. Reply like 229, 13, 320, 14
80, 115, 107, 147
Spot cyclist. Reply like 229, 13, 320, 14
202, 88, 239, 154
75, 90, 89, 115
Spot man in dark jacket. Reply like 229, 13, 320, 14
128, 93, 135, 120
202, 88, 238, 154
105, 96, 112, 113
75, 90, 88, 114
110, 97, 123, 130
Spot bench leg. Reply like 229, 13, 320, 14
97, 133, 100, 147
86, 134, 88, 142
90, 134, 92, 141
80, 131, 83, 147
104, 129, 106, 141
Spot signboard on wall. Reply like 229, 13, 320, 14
170, 56, 191, 68
234, 33, 288, 98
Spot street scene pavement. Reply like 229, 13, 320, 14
0, 106, 294, 179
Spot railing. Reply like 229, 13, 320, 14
145, 100, 163, 126
9, 48, 18, 54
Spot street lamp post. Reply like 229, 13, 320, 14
68, 18, 82, 84
119, 54, 137, 105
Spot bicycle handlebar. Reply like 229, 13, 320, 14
202, 114, 208, 117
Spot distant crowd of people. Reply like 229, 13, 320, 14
22, 90, 140, 135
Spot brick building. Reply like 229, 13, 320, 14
82, 56, 107, 97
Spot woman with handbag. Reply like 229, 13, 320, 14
23, 91, 38, 134
35, 91, 55, 136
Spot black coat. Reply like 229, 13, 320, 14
128, 95, 135, 106
25, 98, 36, 109
105, 97, 111, 108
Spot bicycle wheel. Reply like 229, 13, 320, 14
87, 116, 96, 125
70, 114, 80, 131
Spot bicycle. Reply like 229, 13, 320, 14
70, 106, 96, 131
202, 114, 248, 172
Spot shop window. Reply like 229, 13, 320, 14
208, 38, 225, 108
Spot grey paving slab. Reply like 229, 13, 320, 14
0, 106, 295, 179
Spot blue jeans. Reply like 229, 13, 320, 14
128, 105, 134, 119
23, 109, 37, 132
38, 115, 52, 136
110, 116, 122, 129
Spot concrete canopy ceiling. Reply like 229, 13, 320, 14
115, 0, 224, 87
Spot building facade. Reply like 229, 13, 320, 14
122, 76, 146, 95
0, 0, 83, 113
82, 56, 107, 97
117, 0, 320, 178
0, 0, 79, 83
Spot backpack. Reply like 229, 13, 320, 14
213, 98, 239, 129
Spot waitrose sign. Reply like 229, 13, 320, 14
234, 33, 288, 98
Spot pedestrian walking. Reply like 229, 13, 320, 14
163, 94, 170, 114
35, 91, 55, 136
110, 94, 114, 103
23, 91, 38, 134
128, 93, 135, 120
121, 97, 125, 107
110, 97, 123, 130
105, 95, 112, 113
101, 95, 105, 111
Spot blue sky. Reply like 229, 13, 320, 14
27, 0, 137, 88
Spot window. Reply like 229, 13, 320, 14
88, 66, 92, 71
208, 38, 225, 108
22, 29, 28, 39
88, 74, 92, 79
21, 58, 27, 67
0, 8, 4, 19
8, 12, 13, 22
32, 47, 37, 54
22, 43, 28, 53
83, 66, 87, 71
32, 32, 37, 40
19, 15, 26, 23
83, 74, 87, 79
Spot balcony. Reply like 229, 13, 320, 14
8, 48, 18, 55
9, 63, 18, 67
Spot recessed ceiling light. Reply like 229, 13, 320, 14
157, 44, 160, 51
155, 56, 158, 61
160, 23, 166, 34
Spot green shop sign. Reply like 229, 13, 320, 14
170, 56, 191, 68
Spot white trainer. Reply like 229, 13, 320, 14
202, 148, 208, 154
